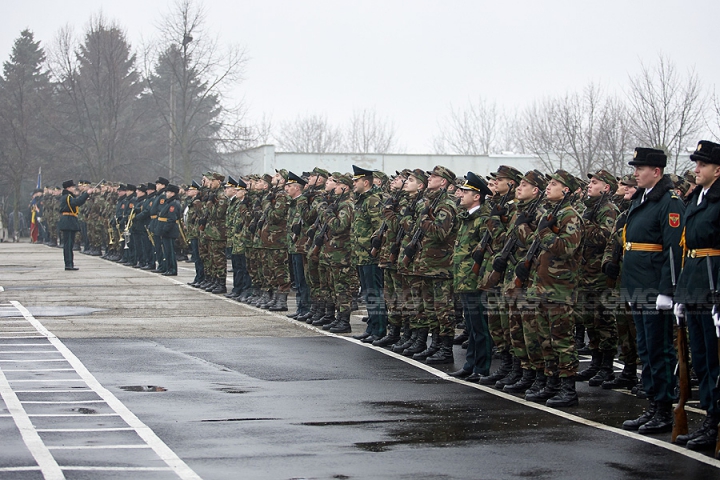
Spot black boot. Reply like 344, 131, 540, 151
622, 401, 657, 431
373, 324, 401, 347
391, 327, 414, 352
296, 302, 316, 321
575, 324, 588, 353
453, 330, 469, 345
412, 329, 440, 361
576, 350, 601, 381
503, 368, 536, 393
269, 293, 289, 312
328, 311, 352, 333
254, 290, 272, 307
675, 414, 720, 446
478, 351, 513, 385
588, 350, 615, 387
546, 377, 579, 408
307, 300, 326, 324
524, 371, 547, 398
260, 291, 276, 309
495, 355, 522, 390
638, 402, 673, 434
211, 278, 227, 294
314, 304, 336, 327
685, 416, 720, 450
402, 328, 429, 357
525, 373, 560, 403
425, 336, 454, 364
602, 362, 637, 390
203, 277, 218, 292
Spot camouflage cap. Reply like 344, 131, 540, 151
619, 174, 637, 187
588, 169, 618, 192
492, 165, 523, 184
683, 169, 696, 184
669, 173, 690, 195
550, 169, 579, 192
312, 167, 330, 179
212, 172, 226, 182
260, 173, 273, 185
521, 169, 548, 190
202, 171, 213, 179
373, 171, 388, 183
331, 172, 353, 187
408, 168, 428, 186
427, 165, 456, 184
275, 168, 289, 181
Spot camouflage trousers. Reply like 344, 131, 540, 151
323, 263, 353, 314
383, 268, 404, 327
87, 218, 103, 248
617, 307, 638, 365
485, 291, 511, 353
404, 275, 455, 337
305, 252, 321, 299
577, 290, 618, 352
245, 247, 262, 289
531, 302, 579, 378
505, 291, 536, 370
261, 248, 291, 292
207, 239, 227, 279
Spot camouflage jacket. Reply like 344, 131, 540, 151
475, 194, 518, 290
376, 191, 409, 269
260, 188, 288, 249
580, 195, 618, 290
453, 204, 489, 292
204, 188, 227, 241
319, 195, 354, 267
525, 201, 582, 305
392, 192, 426, 275
185, 197, 202, 241
400, 188, 458, 278
495, 198, 543, 296
352, 186, 384, 266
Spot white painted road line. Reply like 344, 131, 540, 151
10, 300, 203, 480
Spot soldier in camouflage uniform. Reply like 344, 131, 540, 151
314, 173, 355, 332
185, 181, 205, 286
399, 165, 458, 364
285, 172, 311, 317
575, 170, 620, 387
202, 172, 228, 294
486, 170, 547, 393
241, 175, 269, 303
351, 165, 387, 343
257, 170, 291, 310
473, 166, 523, 386
600, 175, 639, 391
447, 172, 494, 381
515, 169, 582, 408
225, 177, 251, 299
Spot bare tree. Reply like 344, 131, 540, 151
344, 108, 398, 153
143, 0, 248, 183
521, 97, 571, 173
626, 54, 705, 173
275, 113, 344, 153
598, 96, 636, 176
433, 97, 502, 155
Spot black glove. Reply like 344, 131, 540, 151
313, 235, 324, 247
515, 262, 530, 282
248, 224, 256, 234
371, 236, 382, 250
327, 203, 338, 214
492, 257, 508, 273
616, 214, 627, 231
538, 215, 557, 232
384, 197, 398, 209
490, 204, 508, 218
257, 220, 265, 231
291, 223, 301, 236
207, 193, 216, 203
267, 192, 276, 202
514, 211, 532, 227
582, 209, 594, 222
602, 262, 620, 280
472, 249, 484, 265
199, 218, 207, 227
420, 206, 431, 216
404, 244, 418, 259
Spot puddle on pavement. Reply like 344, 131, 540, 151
200, 418, 279, 422
0, 306, 105, 318
214, 386, 252, 394
119, 386, 167, 392
72, 408, 98, 414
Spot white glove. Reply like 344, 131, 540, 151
713, 305, 720, 337
656, 294, 673, 311
673, 303, 685, 326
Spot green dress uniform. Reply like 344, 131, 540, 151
58, 182, 89, 270
157, 187, 181, 275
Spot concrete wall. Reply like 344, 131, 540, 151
220, 145, 543, 179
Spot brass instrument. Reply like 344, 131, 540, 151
108, 223, 115, 246
178, 219, 189, 245
145, 225, 155, 247
123, 211, 135, 249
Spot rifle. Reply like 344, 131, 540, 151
471, 190, 513, 276
371, 178, 407, 257
580, 191, 609, 265
292, 177, 318, 243
389, 191, 424, 263
671, 248, 690, 442
402, 187, 448, 268
484, 192, 545, 286
514, 191, 570, 288
310, 191, 348, 256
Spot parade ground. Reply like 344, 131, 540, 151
1, 242, 719, 479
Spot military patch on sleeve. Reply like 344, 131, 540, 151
160, 199, 165, 204
169, 206, 175, 213
668, 213, 680, 228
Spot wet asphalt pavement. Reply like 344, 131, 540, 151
1, 242, 719, 479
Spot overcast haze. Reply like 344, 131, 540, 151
2, 0, 718, 153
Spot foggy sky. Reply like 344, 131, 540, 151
2, 0, 717, 153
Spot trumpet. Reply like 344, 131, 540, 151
145, 225, 155, 247
123, 211, 135, 249
108, 224, 115, 246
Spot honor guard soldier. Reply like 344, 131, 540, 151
448, 172, 494, 380
286, 172, 311, 318
673, 140, 720, 450
157, 184, 181, 276
515, 170, 582, 407
621, 147, 685, 434
58, 179, 95, 270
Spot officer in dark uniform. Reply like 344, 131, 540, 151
621, 147, 685, 434
158, 184, 181, 276
673, 140, 720, 450
58, 179, 95, 270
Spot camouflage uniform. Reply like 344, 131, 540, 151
204, 182, 228, 290
259, 183, 291, 298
